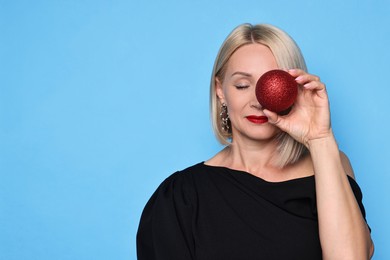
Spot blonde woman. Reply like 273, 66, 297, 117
137, 23, 374, 260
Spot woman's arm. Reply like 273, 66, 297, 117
263, 69, 374, 259
308, 133, 374, 260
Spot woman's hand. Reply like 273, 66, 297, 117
263, 69, 332, 148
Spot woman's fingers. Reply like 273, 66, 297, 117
287, 68, 305, 77
288, 69, 320, 84
302, 81, 326, 91
295, 74, 320, 86
288, 69, 327, 95
263, 109, 286, 129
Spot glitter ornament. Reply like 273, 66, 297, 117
255, 69, 298, 113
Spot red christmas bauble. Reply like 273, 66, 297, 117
255, 69, 298, 113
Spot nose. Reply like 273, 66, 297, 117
251, 103, 262, 110
250, 99, 262, 110
250, 88, 262, 110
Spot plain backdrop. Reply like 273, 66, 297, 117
1, 0, 389, 259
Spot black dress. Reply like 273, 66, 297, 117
137, 162, 369, 260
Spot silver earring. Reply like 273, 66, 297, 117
220, 103, 230, 132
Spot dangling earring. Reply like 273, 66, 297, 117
220, 103, 230, 132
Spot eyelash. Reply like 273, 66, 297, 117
235, 85, 249, 90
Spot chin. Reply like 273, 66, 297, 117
254, 126, 281, 140
233, 128, 280, 142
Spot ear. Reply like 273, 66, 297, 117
215, 77, 226, 104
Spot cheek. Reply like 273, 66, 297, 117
226, 93, 247, 111
226, 100, 246, 121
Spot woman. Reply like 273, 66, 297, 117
137, 23, 374, 259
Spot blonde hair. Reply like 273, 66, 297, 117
210, 23, 308, 168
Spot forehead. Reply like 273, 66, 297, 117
226, 43, 278, 77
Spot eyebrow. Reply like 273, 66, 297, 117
231, 71, 252, 77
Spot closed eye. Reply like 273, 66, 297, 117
235, 85, 249, 90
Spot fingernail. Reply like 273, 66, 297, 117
295, 76, 303, 81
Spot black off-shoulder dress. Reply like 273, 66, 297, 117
137, 162, 368, 260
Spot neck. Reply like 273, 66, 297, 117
225, 136, 279, 173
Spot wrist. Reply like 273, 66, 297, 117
306, 130, 337, 151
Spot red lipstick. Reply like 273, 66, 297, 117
246, 115, 268, 124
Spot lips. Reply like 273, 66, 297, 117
246, 115, 268, 124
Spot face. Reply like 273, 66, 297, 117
216, 43, 280, 142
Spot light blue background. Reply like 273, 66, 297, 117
1, 0, 389, 259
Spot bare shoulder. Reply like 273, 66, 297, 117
339, 151, 356, 179
204, 147, 229, 167
299, 151, 355, 180
286, 152, 315, 179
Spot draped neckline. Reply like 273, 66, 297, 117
202, 161, 316, 185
